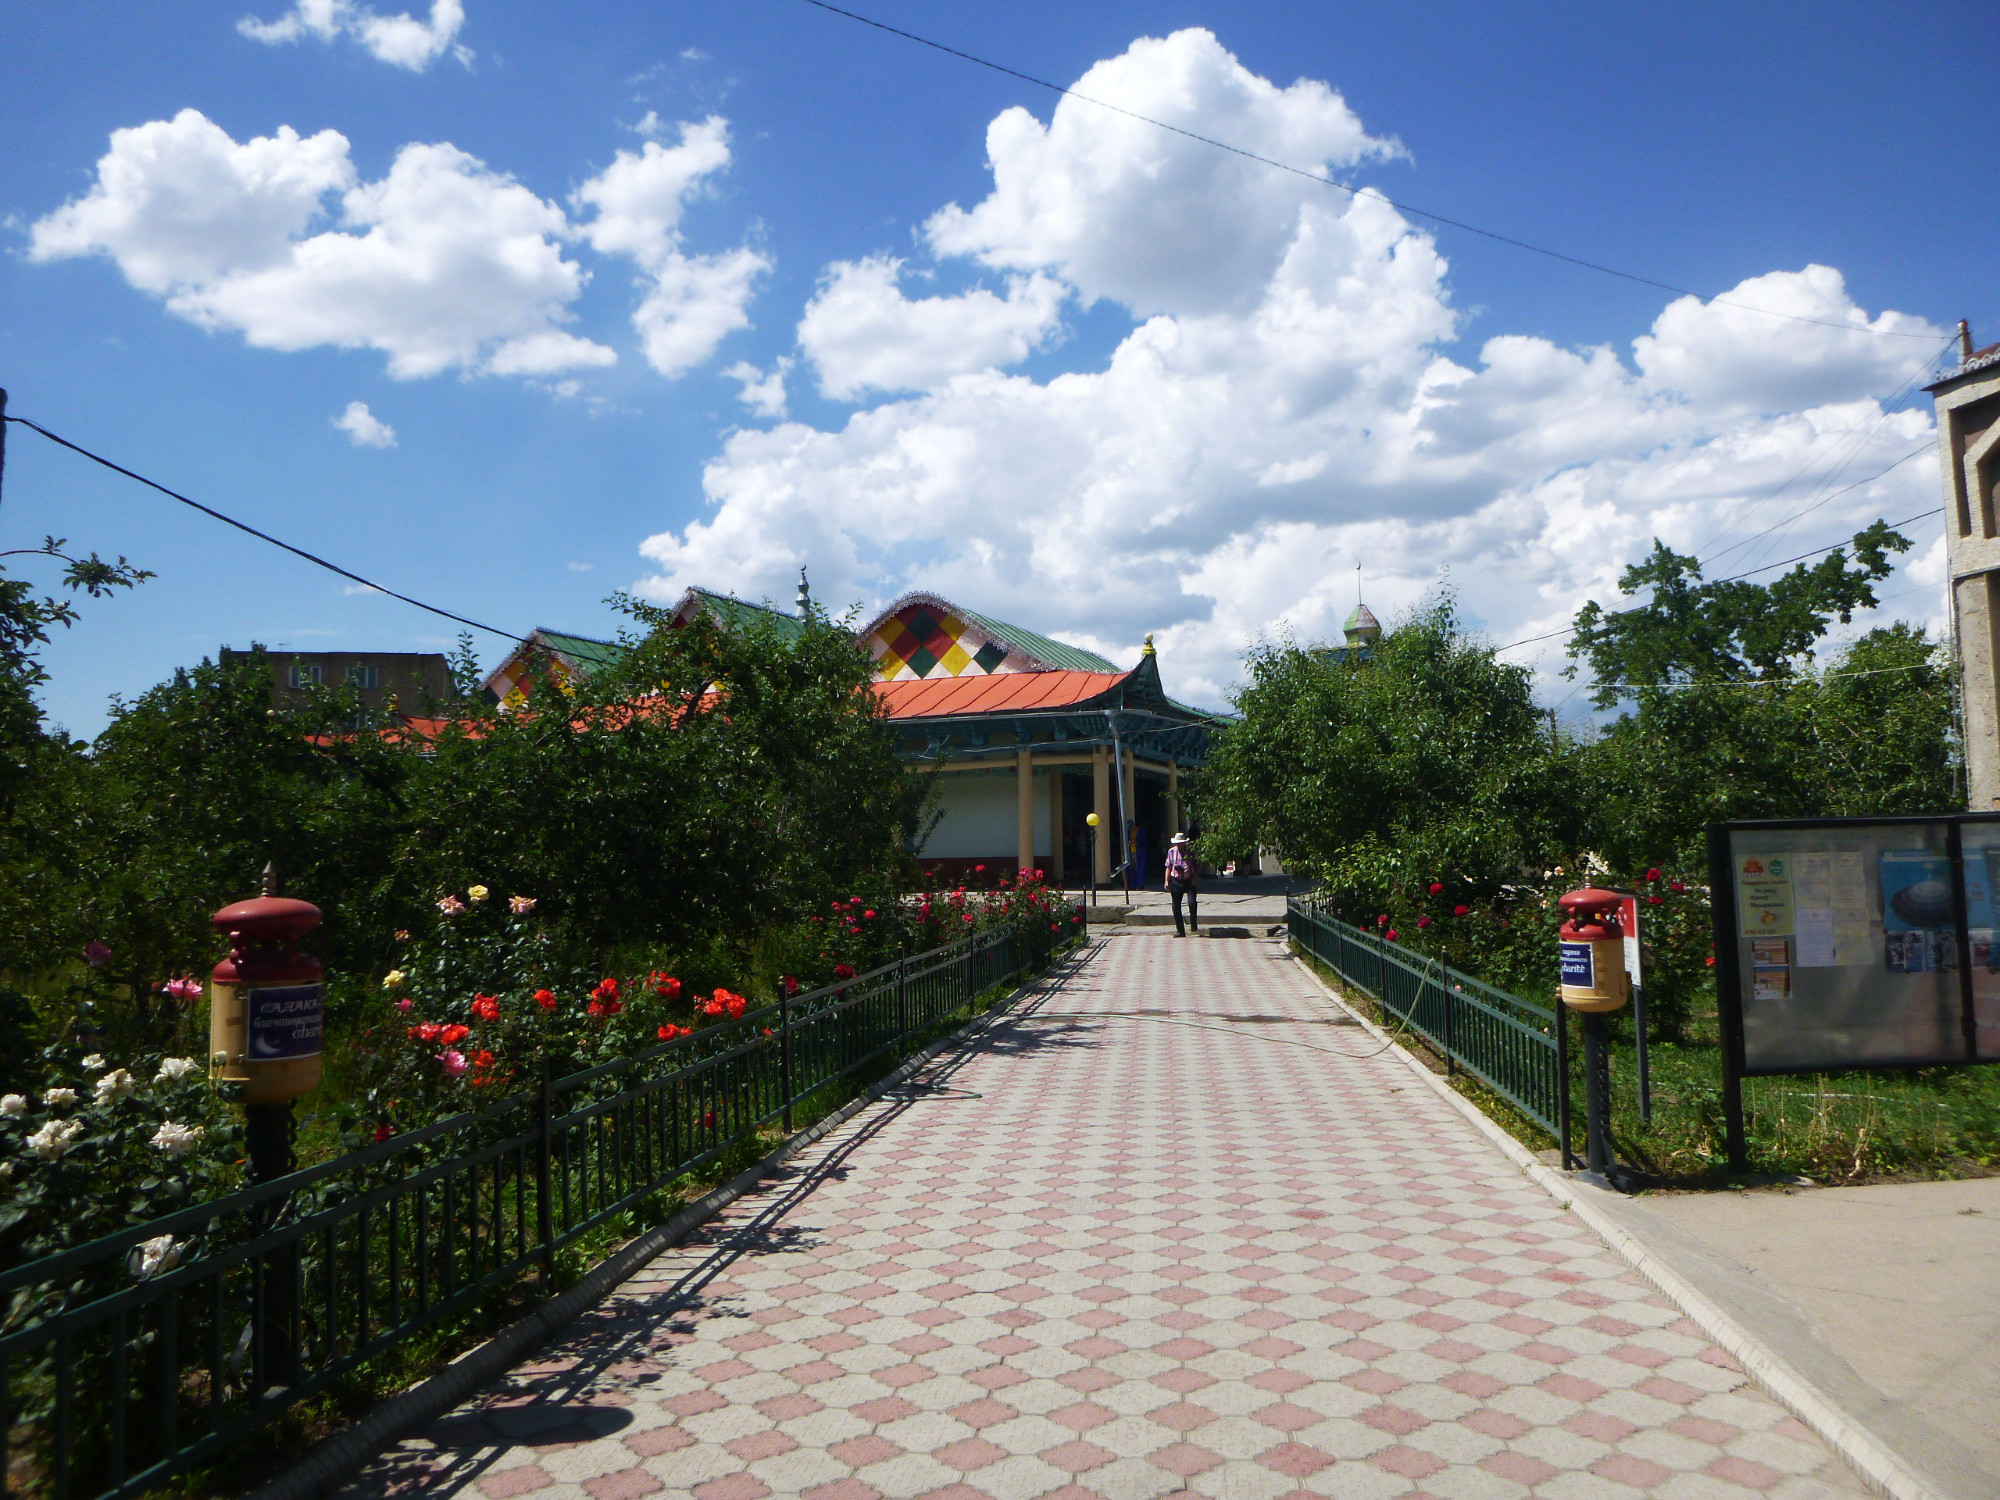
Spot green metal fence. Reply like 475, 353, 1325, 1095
1287, 899, 1568, 1142
0, 911, 1079, 1500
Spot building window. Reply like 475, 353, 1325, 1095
348, 664, 380, 689
288, 664, 323, 689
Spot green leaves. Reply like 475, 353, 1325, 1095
1566, 522, 1911, 708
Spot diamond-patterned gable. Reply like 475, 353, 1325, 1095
866, 603, 1020, 681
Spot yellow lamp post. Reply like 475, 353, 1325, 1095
1085, 814, 1101, 908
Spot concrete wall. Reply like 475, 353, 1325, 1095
1934, 363, 2000, 807
919, 770, 1051, 859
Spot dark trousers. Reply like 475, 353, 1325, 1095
1170, 881, 1198, 935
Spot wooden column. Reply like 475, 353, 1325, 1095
1167, 761, 1180, 833
1121, 752, 1136, 874
1092, 748, 1111, 883
1016, 748, 1035, 880
1048, 771, 1065, 886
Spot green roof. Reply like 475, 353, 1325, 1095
956, 607, 1119, 673
531, 629, 628, 676
681, 589, 811, 644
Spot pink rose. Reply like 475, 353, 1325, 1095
438, 1049, 468, 1077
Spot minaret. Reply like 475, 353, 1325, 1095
796, 565, 812, 618
1342, 566, 1381, 648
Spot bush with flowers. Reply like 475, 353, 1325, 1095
0, 1037, 243, 1274
335, 885, 758, 1144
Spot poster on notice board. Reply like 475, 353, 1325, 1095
1879, 850, 1957, 975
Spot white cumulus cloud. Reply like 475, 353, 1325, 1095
30, 109, 615, 379
239, 0, 470, 71
724, 357, 792, 419
799, 257, 1067, 400
333, 400, 396, 446
575, 118, 769, 378
636, 29, 1948, 707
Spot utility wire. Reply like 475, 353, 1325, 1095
1495, 506, 1946, 654
2, 413, 521, 641
1686, 333, 1957, 563
793, 0, 1942, 342
1700, 444, 1934, 570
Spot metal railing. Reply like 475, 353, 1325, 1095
1287, 899, 1568, 1142
0, 910, 1078, 1500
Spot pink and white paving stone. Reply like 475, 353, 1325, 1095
343, 934, 1866, 1500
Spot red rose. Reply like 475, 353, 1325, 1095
471, 994, 500, 1022
1417, 916, 1432, 929
534, 988, 556, 1010
651, 973, 682, 1001
783, 975, 799, 996
1385, 929, 1400, 942
440, 1023, 471, 1046
1647, 894, 1662, 905
374, 1124, 394, 1142
1429, 882, 1443, 895
1377, 914, 1389, 927
1706, 955, 1717, 966
1453, 904, 1469, 917
1645, 868, 1662, 882
591, 977, 621, 1003
702, 1110, 716, 1128
1670, 881, 1686, 893
834, 963, 855, 980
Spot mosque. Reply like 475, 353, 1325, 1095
480, 576, 1219, 889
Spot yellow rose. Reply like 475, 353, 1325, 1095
383, 970, 406, 988
467, 885, 490, 903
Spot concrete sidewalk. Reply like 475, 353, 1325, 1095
339, 935, 1865, 1500
1575, 1176, 2000, 1500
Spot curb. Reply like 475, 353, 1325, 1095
247, 943, 1088, 1500
1285, 944, 1943, 1500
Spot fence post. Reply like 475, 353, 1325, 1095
1439, 957, 1456, 1078
898, 946, 908, 1040
780, 984, 794, 1133
536, 1059, 555, 1291
1554, 997, 1574, 1171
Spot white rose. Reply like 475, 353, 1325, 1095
42, 1088, 77, 1108
94, 1068, 137, 1104
155, 1057, 201, 1083
131, 1234, 182, 1279
81, 1054, 107, 1071
0, 1094, 25, 1118
150, 1121, 204, 1157
28, 1119, 84, 1159
0, 1160, 13, 1178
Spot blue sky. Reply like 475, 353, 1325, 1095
4, 0, 1996, 736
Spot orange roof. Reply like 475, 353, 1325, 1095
870, 669, 1127, 720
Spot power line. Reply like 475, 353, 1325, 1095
1685, 333, 1957, 564
1699, 443, 1934, 571
793, 0, 1942, 342
1495, 506, 1946, 654
1, 413, 521, 642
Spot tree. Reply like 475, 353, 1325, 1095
1193, 595, 1582, 916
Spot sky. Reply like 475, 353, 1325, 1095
4, 0, 1997, 738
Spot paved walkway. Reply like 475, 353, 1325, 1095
344, 935, 1864, 1500
1587, 1175, 2000, 1500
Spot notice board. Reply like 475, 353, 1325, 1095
1709, 816, 2000, 1075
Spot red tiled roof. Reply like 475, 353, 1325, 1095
870, 669, 1128, 720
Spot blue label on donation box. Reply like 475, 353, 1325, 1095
247, 983, 323, 1060
1559, 942, 1594, 988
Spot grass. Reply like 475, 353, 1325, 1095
1290, 938, 2000, 1185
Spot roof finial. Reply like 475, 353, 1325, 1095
796, 565, 811, 618
1961, 320, 1976, 364
1142, 632, 1156, 657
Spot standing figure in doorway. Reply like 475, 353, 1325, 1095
1165, 831, 1198, 937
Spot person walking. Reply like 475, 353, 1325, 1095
1165, 831, 1198, 937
